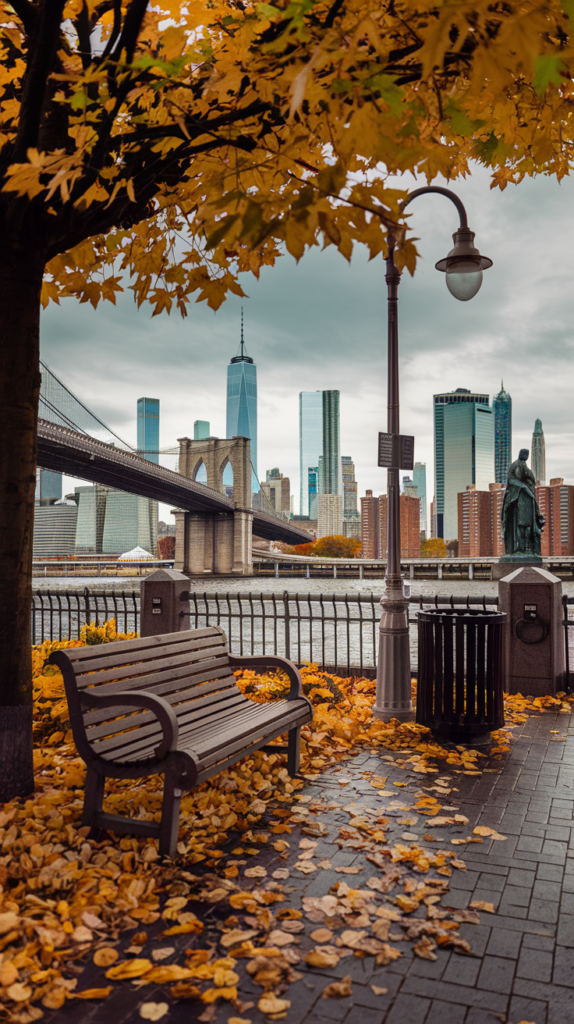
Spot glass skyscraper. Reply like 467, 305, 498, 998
299, 391, 323, 515
532, 418, 546, 484
413, 462, 427, 534
493, 382, 512, 484
137, 397, 159, 464
227, 312, 258, 492
434, 388, 493, 539
322, 391, 341, 496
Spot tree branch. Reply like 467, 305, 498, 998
6, 0, 36, 36
98, 0, 122, 61
75, 1, 93, 71
13, 0, 68, 162
109, 0, 149, 63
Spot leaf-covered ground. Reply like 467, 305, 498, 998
0, 623, 570, 1021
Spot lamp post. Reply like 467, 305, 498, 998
373, 185, 492, 722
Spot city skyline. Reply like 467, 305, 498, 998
41, 167, 574, 517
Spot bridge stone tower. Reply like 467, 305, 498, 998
173, 436, 254, 576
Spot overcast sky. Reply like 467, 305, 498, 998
40, 163, 574, 523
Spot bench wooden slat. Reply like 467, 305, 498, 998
90, 689, 248, 757
82, 666, 237, 728
74, 644, 230, 690
84, 674, 239, 739
47, 627, 312, 857
61, 627, 223, 664
67, 632, 226, 680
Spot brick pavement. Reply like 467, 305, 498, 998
49, 710, 574, 1024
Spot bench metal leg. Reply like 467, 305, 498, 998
82, 767, 105, 828
159, 774, 183, 858
287, 726, 301, 776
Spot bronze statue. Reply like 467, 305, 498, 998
501, 448, 545, 558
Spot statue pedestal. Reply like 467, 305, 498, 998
498, 566, 565, 696
493, 555, 543, 581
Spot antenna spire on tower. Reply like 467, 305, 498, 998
240, 307, 245, 356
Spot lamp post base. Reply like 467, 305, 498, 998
373, 577, 414, 722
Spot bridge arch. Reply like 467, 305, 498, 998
191, 458, 208, 485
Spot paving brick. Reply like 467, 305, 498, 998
477, 872, 505, 892
508, 994, 549, 1024
556, 913, 574, 946
541, 839, 568, 861
528, 898, 560, 924
476, 955, 516, 994
449, 871, 480, 891
500, 884, 532, 907
516, 834, 544, 853
537, 862, 564, 882
485, 927, 522, 959
553, 945, 574, 988
521, 932, 556, 952
382, 993, 430, 1024
516, 946, 553, 983
425, 999, 467, 1024
507, 867, 536, 887
442, 956, 481, 988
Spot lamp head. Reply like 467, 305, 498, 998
435, 226, 492, 301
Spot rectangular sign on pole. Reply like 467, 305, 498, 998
378, 432, 415, 471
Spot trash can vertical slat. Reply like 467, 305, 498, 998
443, 615, 454, 724
455, 614, 465, 723
467, 620, 476, 720
434, 617, 443, 724
476, 621, 486, 721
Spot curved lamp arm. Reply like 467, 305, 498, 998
402, 185, 468, 227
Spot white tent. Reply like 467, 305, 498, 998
118, 545, 155, 561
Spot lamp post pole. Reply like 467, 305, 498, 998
373, 186, 492, 722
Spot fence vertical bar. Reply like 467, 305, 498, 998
283, 591, 290, 661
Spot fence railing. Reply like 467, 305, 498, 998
33, 588, 498, 677
31, 588, 139, 644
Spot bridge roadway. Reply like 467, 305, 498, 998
37, 419, 311, 546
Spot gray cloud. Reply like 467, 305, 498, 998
40, 163, 574, 521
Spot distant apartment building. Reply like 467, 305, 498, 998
458, 483, 505, 557
36, 468, 63, 506
536, 479, 574, 555
342, 456, 361, 540
379, 494, 421, 559
33, 500, 78, 557
361, 490, 380, 558
317, 494, 344, 538
261, 468, 291, 519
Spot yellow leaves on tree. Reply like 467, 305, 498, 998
0, 0, 573, 317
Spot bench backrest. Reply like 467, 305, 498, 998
49, 627, 244, 763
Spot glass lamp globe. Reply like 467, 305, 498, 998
445, 261, 484, 301
435, 227, 492, 302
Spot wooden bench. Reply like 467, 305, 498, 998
48, 626, 312, 857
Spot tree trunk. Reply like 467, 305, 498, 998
0, 244, 45, 802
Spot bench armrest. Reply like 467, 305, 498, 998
79, 689, 179, 760
228, 655, 303, 700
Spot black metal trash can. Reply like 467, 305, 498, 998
416, 608, 506, 743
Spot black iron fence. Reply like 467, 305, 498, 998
31, 588, 139, 644
33, 588, 498, 677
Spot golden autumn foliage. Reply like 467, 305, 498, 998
284, 536, 361, 557
420, 538, 448, 558
1, 0, 574, 311
0, 623, 568, 1017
